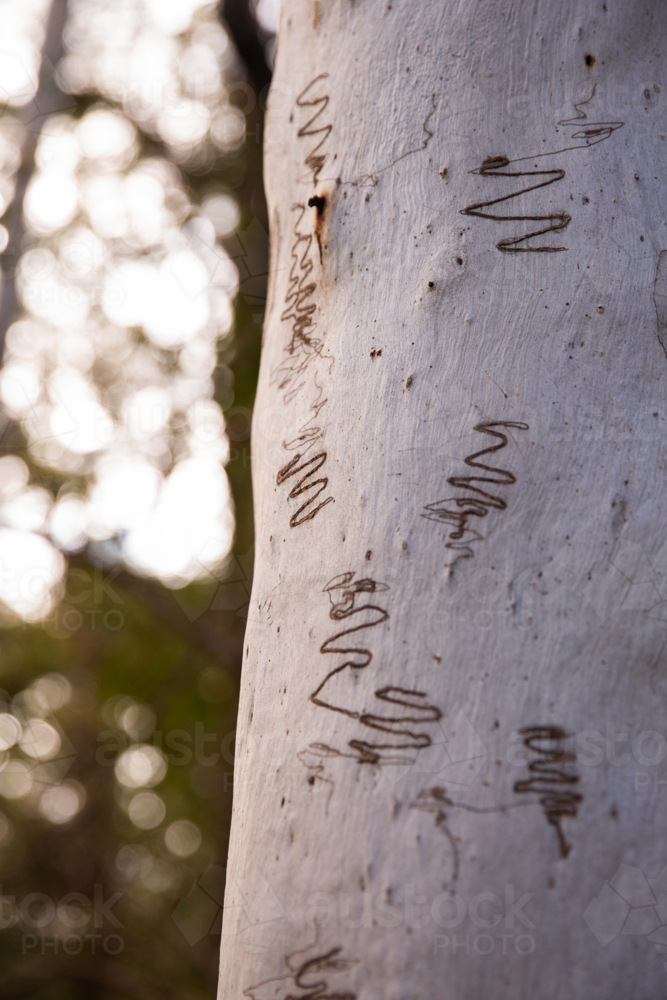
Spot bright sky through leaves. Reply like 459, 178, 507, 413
0, 0, 243, 618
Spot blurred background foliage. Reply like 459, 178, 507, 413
0, 0, 277, 995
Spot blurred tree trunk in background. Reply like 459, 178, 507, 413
0, 0, 69, 358
220, 1, 667, 997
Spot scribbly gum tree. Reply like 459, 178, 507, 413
219, 2, 667, 997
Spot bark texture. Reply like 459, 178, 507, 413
219, 3, 667, 996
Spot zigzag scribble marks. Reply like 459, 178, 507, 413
423, 421, 528, 564
304, 572, 441, 769
244, 944, 357, 1000
514, 725, 582, 858
461, 156, 570, 253
296, 74, 332, 186
461, 92, 623, 252
276, 450, 334, 527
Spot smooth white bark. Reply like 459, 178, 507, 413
220, 3, 667, 996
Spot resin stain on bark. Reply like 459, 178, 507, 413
308, 193, 327, 262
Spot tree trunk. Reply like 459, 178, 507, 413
0, 0, 69, 359
219, 2, 667, 996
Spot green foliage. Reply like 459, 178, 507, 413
0, 3, 268, 991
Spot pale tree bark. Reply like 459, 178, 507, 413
219, 2, 667, 996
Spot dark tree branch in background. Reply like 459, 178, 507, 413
0, 0, 70, 361
219, 0, 272, 96
68, 551, 245, 675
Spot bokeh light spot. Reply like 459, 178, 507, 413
114, 744, 167, 788
0, 713, 22, 750
164, 818, 201, 857
19, 718, 62, 760
128, 791, 165, 830
0, 760, 32, 799
39, 782, 85, 824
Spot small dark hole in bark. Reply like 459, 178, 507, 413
584, 53, 595, 67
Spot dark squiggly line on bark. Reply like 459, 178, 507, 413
514, 726, 581, 858
296, 73, 332, 187
307, 572, 441, 766
244, 944, 357, 1000
423, 421, 528, 563
274, 206, 334, 528
342, 93, 437, 189
275, 202, 331, 401
277, 450, 334, 527
653, 250, 667, 360
411, 786, 528, 889
461, 93, 623, 252
460, 156, 571, 253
